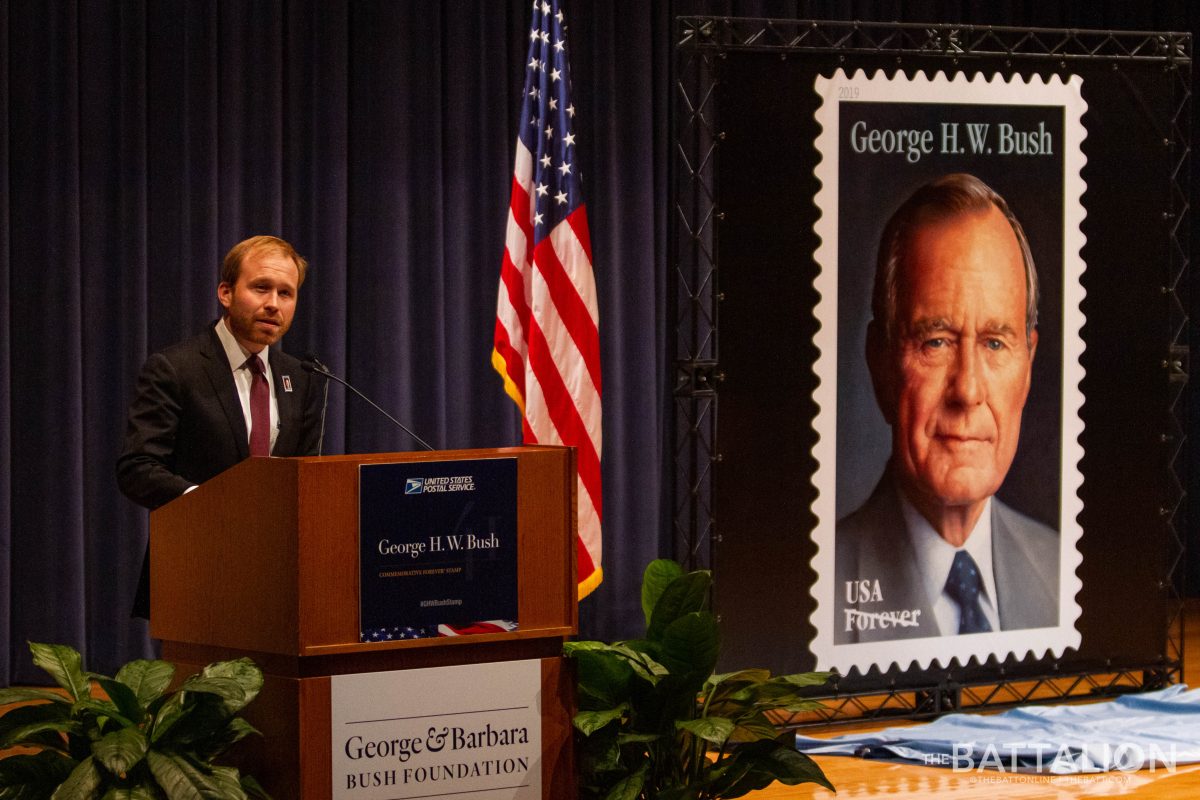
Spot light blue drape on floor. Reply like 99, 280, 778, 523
796, 685, 1200, 774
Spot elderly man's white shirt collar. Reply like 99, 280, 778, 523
901, 494, 1001, 636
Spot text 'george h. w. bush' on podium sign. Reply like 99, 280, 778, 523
358, 457, 518, 641
149, 446, 578, 799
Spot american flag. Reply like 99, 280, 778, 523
493, 0, 602, 599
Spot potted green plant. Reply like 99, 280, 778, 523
565, 559, 835, 799
0, 642, 270, 799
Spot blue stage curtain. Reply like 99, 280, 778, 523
0, 0, 1197, 685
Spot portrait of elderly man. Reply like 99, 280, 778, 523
835, 173, 1059, 645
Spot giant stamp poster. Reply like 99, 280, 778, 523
358, 458, 518, 641
808, 71, 1086, 673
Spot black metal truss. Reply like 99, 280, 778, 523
1161, 28, 1191, 683
672, 30, 721, 572
780, 664, 1177, 727
671, 16, 1190, 722
677, 17, 1190, 64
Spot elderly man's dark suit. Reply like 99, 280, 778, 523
834, 474, 1059, 644
117, 325, 322, 617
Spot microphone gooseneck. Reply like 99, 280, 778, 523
305, 353, 329, 455
301, 356, 435, 452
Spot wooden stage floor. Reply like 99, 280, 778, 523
746, 604, 1200, 799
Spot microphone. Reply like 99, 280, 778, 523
302, 354, 435, 452
312, 356, 330, 456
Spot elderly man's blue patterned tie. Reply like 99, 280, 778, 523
945, 550, 992, 634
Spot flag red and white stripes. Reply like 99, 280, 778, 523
493, 0, 602, 598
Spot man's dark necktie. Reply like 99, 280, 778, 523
945, 550, 992, 634
247, 354, 270, 457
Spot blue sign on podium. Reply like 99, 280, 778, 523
358, 457, 518, 641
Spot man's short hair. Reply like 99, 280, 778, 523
220, 235, 309, 288
871, 173, 1038, 348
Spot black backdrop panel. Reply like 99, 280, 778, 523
711, 50, 1181, 687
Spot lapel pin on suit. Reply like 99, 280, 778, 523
282, 375, 293, 392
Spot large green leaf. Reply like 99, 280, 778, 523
607, 644, 669, 685
563, 640, 608, 655
693, 754, 755, 799
726, 713, 780, 744
148, 694, 188, 744
158, 696, 234, 752
615, 732, 660, 745
601, 764, 647, 800
702, 670, 775, 717
759, 746, 833, 789
705, 669, 770, 692
774, 698, 826, 714
71, 699, 134, 729
145, 751, 208, 800
0, 751, 77, 800
115, 660, 175, 709
198, 660, 262, 715
114, 661, 175, 709
188, 716, 262, 762
573, 705, 628, 736
0, 701, 72, 745
721, 674, 830, 714
213, 715, 260, 748
0, 687, 71, 706
776, 671, 834, 688
625, 673, 699, 738
49, 755, 102, 800
573, 649, 634, 710
676, 716, 735, 746
640, 559, 684, 628
2, 718, 82, 749
153, 683, 253, 751
705, 749, 778, 797
204, 767, 248, 800
29, 643, 91, 702
658, 611, 720, 680
176, 677, 246, 708
93, 726, 150, 776
95, 679, 144, 727
713, 740, 832, 797
646, 571, 711, 642
577, 729, 622, 775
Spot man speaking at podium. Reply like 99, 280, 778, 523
117, 235, 323, 618
835, 174, 1059, 644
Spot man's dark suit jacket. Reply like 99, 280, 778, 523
117, 325, 323, 617
834, 474, 1059, 644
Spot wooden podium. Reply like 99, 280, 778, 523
150, 446, 577, 798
